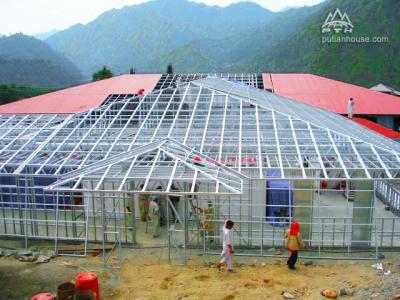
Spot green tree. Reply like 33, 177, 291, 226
129, 67, 136, 74
92, 66, 113, 81
0, 84, 56, 105
166, 64, 173, 74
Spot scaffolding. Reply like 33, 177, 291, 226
0, 76, 400, 266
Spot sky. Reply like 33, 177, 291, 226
0, 0, 325, 36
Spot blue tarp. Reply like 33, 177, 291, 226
266, 170, 293, 227
0, 172, 71, 209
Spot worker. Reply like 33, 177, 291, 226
217, 220, 235, 272
285, 221, 305, 270
138, 186, 150, 222
148, 195, 161, 238
195, 201, 215, 242
137, 89, 145, 96
155, 185, 167, 226
347, 98, 354, 118
194, 155, 203, 167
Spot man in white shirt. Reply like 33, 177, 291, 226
347, 98, 354, 118
217, 220, 234, 272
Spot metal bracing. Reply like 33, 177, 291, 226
53, 103, 118, 175
154, 73, 263, 90
34, 114, 92, 175
348, 137, 372, 180
0, 77, 399, 188
0, 115, 59, 171
216, 95, 228, 193
162, 84, 194, 192
81, 94, 153, 190
327, 130, 349, 179
47, 139, 167, 189
14, 115, 74, 174
182, 85, 202, 193
289, 116, 306, 178
93, 90, 166, 189
0, 115, 29, 139
238, 100, 243, 174
192, 78, 400, 155
255, 106, 263, 178
1, 76, 400, 264
46, 138, 246, 194
271, 110, 284, 178
370, 144, 393, 179
190, 89, 215, 191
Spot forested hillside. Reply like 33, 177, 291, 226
0, 84, 56, 105
259, 0, 400, 88
45, 0, 399, 88
0, 34, 83, 87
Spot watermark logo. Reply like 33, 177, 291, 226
322, 8, 353, 34
321, 8, 389, 44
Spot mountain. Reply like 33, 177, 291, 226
34, 29, 59, 40
279, 5, 301, 12
145, 4, 322, 73
0, 34, 83, 87
44, 0, 398, 88
46, 0, 276, 77
260, 0, 400, 88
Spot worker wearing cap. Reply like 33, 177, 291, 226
194, 155, 204, 167
148, 195, 161, 238
154, 185, 168, 226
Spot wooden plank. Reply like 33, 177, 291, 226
57, 244, 114, 252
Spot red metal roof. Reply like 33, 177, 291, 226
262, 73, 273, 90
351, 118, 400, 139
262, 73, 400, 115
0, 74, 162, 114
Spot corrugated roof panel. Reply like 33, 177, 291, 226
352, 118, 400, 139
265, 73, 400, 115
262, 73, 273, 90
0, 74, 162, 114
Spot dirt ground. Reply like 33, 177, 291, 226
0, 245, 399, 300
102, 250, 400, 300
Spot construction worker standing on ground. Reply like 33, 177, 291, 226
148, 195, 161, 238
285, 221, 305, 270
138, 193, 149, 222
217, 220, 235, 272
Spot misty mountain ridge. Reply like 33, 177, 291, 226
46, 0, 277, 76
34, 29, 59, 40
0, 33, 83, 87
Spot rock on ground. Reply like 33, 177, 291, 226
282, 291, 296, 299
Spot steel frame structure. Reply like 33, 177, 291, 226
0, 77, 399, 264
154, 73, 264, 90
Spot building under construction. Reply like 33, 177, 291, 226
0, 74, 399, 266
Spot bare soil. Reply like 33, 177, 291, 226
0, 247, 399, 300
102, 255, 394, 300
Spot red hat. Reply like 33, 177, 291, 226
194, 155, 201, 161
290, 221, 299, 236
